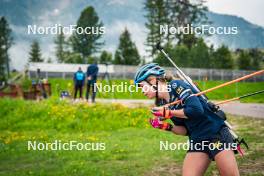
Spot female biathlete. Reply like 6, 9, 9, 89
134, 63, 239, 176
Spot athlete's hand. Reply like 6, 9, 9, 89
149, 118, 173, 131
151, 106, 172, 119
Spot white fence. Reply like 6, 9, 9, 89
28, 63, 264, 82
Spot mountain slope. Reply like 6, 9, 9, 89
206, 12, 264, 49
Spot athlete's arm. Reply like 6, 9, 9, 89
183, 96, 204, 119
169, 96, 205, 119
170, 109, 187, 119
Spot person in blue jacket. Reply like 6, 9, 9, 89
73, 67, 85, 99
86, 62, 99, 103
134, 63, 239, 176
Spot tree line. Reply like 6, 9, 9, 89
0, 6, 142, 82
0, 2, 263, 82
154, 38, 263, 70
25, 1, 264, 70
145, 0, 263, 69
35, 6, 141, 66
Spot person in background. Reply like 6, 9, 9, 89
86, 62, 99, 103
73, 67, 85, 100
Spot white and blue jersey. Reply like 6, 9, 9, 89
168, 80, 225, 142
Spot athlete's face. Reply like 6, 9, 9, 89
139, 77, 157, 99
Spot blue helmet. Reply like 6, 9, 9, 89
134, 63, 165, 84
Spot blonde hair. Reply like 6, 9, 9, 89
164, 73, 178, 82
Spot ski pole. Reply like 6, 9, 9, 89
216, 90, 264, 105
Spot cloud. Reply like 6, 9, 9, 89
205, 0, 264, 27
106, 0, 144, 9
7, 0, 150, 70
9, 38, 56, 71
9, 41, 29, 71
107, 0, 126, 6
8, 0, 76, 70
15, 19, 150, 70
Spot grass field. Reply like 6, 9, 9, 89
43, 78, 264, 103
0, 98, 263, 175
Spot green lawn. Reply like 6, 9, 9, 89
0, 98, 263, 175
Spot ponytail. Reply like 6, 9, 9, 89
162, 72, 180, 82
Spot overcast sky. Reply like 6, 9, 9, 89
205, 0, 264, 27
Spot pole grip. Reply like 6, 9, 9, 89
156, 42, 163, 51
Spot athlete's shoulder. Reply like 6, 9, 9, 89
169, 80, 190, 94
169, 79, 185, 88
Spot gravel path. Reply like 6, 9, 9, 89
218, 102, 264, 118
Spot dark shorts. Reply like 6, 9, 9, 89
187, 127, 236, 160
